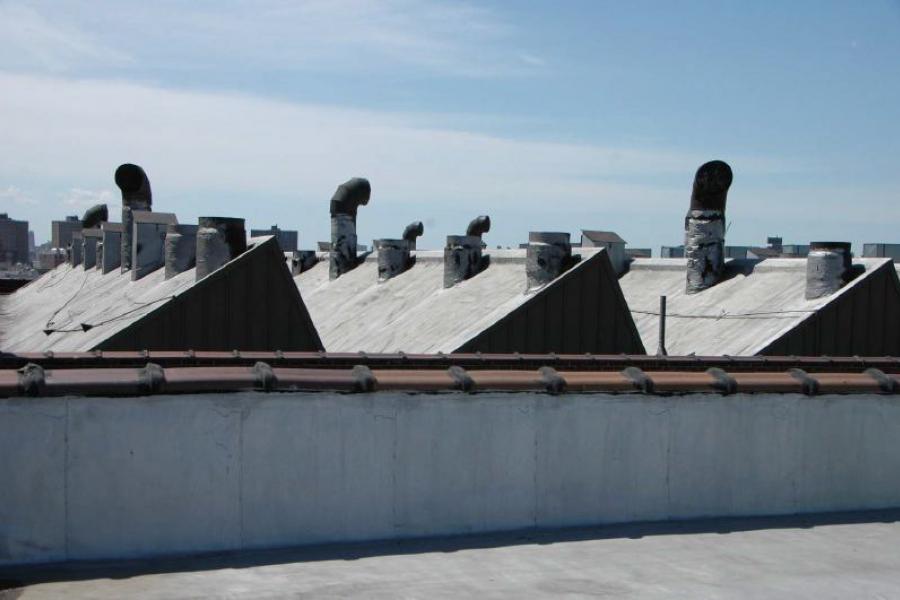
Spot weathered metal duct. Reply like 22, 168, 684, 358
526, 232, 573, 289
69, 232, 83, 267
115, 163, 152, 272
375, 239, 411, 282
100, 223, 123, 274
806, 241, 852, 300
165, 224, 199, 279
195, 217, 247, 281
81, 204, 108, 229
329, 177, 371, 280
466, 215, 491, 238
403, 221, 424, 250
685, 160, 732, 294
444, 235, 485, 288
81, 229, 101, 270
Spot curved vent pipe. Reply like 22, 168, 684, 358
329, 177, 371, 280
196, 217, 247, 281
403, 221, 424, 250
685, 160, 732, 294
165, 224, 199, 279
81, 204, 108, 229
806, 242, 852, 300
115, 163, 152, 272
466, 215, 491, 238
526, 232, 573, 289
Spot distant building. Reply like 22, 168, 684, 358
725, 246, 751, 259
781, 244, 809, 258
250, 225, 298, 253
581, 230, 627, 274
660, 245, 685, 258
0, 213, 30, 265
863, 244, 900, 260
625, 248, 652, 259
51, 216, 82, 250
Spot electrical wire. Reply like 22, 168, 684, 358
43, 295, 175, 334
630, 308, 816, 321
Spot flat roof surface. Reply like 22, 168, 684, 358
7, 512, 900, 599
296, 248, 608, 353
619, 257, 892, 355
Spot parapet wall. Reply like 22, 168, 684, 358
2, 391, 900, 565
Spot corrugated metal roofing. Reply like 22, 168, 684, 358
619, 257, 897, 356
295, 248, 644, 354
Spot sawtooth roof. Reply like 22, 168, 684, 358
581, 230, 626, 244
620, 257, 900, 356
295, 248, 644, 354
0, 236, 322, 352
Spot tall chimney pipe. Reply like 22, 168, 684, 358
806, 242, 852, 300
403, 221, 424, 250
685, 160, 732, 294
329, 177, 371, 280
115, 163, 152, 272
195, 217, 247, 281
526, 232, 572, 289
165, 224, 199, 279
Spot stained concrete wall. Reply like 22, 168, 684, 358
2, 392, 900, 565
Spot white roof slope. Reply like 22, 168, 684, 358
620, 257, 892, 356
0, 236, 275, 352
0, 263, 196, 352
296, 248, 606, 353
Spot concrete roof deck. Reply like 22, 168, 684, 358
620, 256, 893, 356
295, 248, 609, 353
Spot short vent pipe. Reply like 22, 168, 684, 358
806, 242, 852, 300
195, 217, 247, 281
526, 231, 572, 289
165, 224, 199, 279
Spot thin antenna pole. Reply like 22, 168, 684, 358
657, 295, 667, 356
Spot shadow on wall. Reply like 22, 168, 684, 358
3, 508, 899, 591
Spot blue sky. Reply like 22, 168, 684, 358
2, 0, 899, 251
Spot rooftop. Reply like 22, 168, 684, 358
620, 257, 897, 356
295, 247, 643, 354
581, 230, 626, 244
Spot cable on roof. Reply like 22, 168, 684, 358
42, 295, 175, 335
630, 308, 817, 321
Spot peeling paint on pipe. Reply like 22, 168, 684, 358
165, 224, 198, 279
685, 160, 732, 294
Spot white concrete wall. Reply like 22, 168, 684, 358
3, 392, 900, 565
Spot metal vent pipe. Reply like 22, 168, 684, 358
806, 241, 852, 300
444, 235, 484, 288
165, 224, 199, 279
329, 178, 371, 280
69, 232, 83, 267
81, 229, 101, 270
115, 163, 152, 272
195, 217, 247, 281
403, 221, 424, 250
685, 160, 732, 294
375, 239, 411, 282
100, 223, 123, 273
526, 231, 572, 289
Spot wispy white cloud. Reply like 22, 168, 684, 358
60, 188, 115, 210
0, 2, 131, 72
0, 71, 801, 247
0, 185, 37, 205
0, 0, 541, 77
